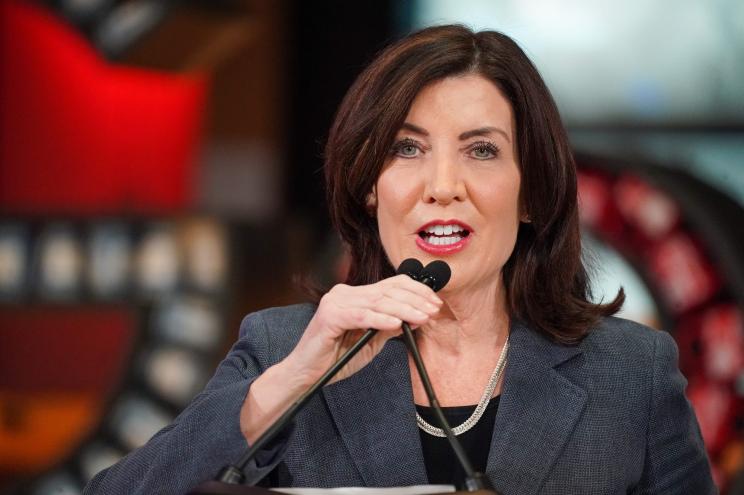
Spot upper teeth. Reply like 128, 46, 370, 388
425, 224, 463, 235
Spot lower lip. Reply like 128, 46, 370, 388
415, 234, 472, 255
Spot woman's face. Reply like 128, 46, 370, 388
374, 74, 523, 294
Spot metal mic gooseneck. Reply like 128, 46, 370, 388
402, 260, 498, 494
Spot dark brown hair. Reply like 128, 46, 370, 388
323, 24, 623, 343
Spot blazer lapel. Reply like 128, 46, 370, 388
486, 320, 587, 495
322, 338, 428, 487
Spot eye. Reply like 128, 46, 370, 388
391, 138, 422, 158
469, 141, 500, 160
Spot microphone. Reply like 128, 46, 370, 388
401, 260, 497, 494
417, 260, 450, 291
396, 257, 424, 280
194, 260, 429, 492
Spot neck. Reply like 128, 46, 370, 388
415, 280, 510, 358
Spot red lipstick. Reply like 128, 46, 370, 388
415, 219, 473, 255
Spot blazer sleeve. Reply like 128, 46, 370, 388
634, 329, 718, 494
84, 311, 294, 495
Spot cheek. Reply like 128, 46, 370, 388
471, 166, 521, 215
374, 168, 420, 259
376, 167, 421, 219
471, 172, 522, 251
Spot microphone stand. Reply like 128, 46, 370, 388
400, 322, 497, 494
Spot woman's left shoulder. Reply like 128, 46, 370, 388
579, 320, 716, 492
584, 314, 671, 345
578, 316, 678, 369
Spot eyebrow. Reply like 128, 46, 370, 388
400, 122, 511, 143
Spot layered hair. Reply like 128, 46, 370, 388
323, 24, 623, 343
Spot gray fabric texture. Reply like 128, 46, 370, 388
84, 303, 717, 495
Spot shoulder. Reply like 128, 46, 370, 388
563, 316, 680, 394
579, 315, 675, 364
582, 322, 715, 491
581, 316, 686, 392
239, 302, 318, 337
236, 302, 318, 363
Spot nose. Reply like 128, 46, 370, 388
422, 155, 467, 205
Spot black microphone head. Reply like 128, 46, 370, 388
396, 258, 424, 280
420, 260, 451, 292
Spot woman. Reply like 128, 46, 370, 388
86, 25, 716, 494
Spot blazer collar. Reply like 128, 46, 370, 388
322, 320, 587, 493
322, 338, 428, 487
486, 320, 587, 495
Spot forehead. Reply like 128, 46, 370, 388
403, 74, 514, 136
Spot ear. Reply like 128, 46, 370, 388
365, 186, 377, 216
517, 189, 530, 223
519, 199, 531, 223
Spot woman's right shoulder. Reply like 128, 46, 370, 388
236, 302, 318, 361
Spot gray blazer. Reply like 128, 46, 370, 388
86, 303, 716, 494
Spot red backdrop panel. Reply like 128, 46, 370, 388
0, 2, 208, 215
0, 308, 135, 392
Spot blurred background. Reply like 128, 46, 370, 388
0, 0, 742, 493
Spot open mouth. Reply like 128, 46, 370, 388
418, 224, 471, 246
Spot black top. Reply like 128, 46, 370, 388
415, 396, 500, 488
